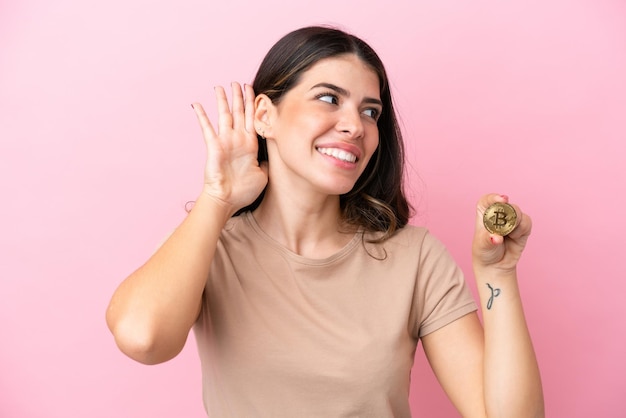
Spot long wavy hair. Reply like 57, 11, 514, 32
236, 26, 412, 242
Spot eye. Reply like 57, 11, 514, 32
316, 93, 339, 105
362, 108, 380, 120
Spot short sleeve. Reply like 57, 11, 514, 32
413, 232, 477, 338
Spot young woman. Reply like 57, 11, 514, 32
106, 26, 544, 417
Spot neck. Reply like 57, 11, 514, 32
252, 185, 355, 258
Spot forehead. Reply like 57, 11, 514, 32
296, 54, 381, 95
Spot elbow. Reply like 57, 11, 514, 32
112, 325, 161, 365
106, 308, 182, 365
485, 395, 545, 418
525, 383, 545, 418
532, 397, 546, 418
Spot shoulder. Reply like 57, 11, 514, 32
364, 224, 446, 253
356, 224, 449, 264
220, 212, 255, 238
213, 212, 261, 256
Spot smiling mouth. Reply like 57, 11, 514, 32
316, 147, 358, 163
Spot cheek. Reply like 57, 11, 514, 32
365, 128, 380, 154
276, 109, 321, 138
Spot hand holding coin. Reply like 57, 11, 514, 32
473, 194, 532, 272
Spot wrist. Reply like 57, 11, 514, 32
192, 192, 236, 223
474, 268, 522, 314
473, 265, 518, 284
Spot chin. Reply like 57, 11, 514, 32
312, 173, 362, 197
325, 182, 358, 196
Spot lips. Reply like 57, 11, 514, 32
316, 147, 358, 163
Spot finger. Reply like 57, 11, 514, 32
478, 195, 531, 242
475, 193, 518, 247
231, 82, 245, 131
191, 102, 217, 145
476, 193, 508, 213
215, 86, 233, 134
244, 84, 255, 135
475, 193, 508, 233
506, 205, 532, 240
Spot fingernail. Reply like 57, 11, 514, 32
500, 194, 509, 201
490, 236, 496, 244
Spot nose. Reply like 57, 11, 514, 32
336, 107, 364, 140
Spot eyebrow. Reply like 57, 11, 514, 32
310, 83, 383, 107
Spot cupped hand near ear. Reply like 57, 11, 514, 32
191, 83, 268, 216
472, 193, 532, 274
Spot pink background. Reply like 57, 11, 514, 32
1, 0, 625, 416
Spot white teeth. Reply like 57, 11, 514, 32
316, 147, 357, 163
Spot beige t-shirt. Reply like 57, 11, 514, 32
194, 212, 477, 417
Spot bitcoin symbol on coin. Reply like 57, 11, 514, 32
494, 211, 508, 227
483, 202, 517, 236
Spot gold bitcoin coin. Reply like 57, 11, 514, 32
483, 202, 517, 236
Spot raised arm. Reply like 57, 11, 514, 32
106, 83, 268, 365
422, 194, 544, 418
472, 194, 544, 417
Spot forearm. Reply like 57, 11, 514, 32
106, 193, 231, 364
475, 268, 544, 418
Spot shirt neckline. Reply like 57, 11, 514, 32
242, 211, 363, 266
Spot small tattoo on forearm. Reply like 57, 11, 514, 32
486, 283, 501, 310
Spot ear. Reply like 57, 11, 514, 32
254, 94, 275, 138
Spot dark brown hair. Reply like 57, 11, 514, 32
237, 26, 412, 242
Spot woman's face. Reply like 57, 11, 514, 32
262, 53, 382, 196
